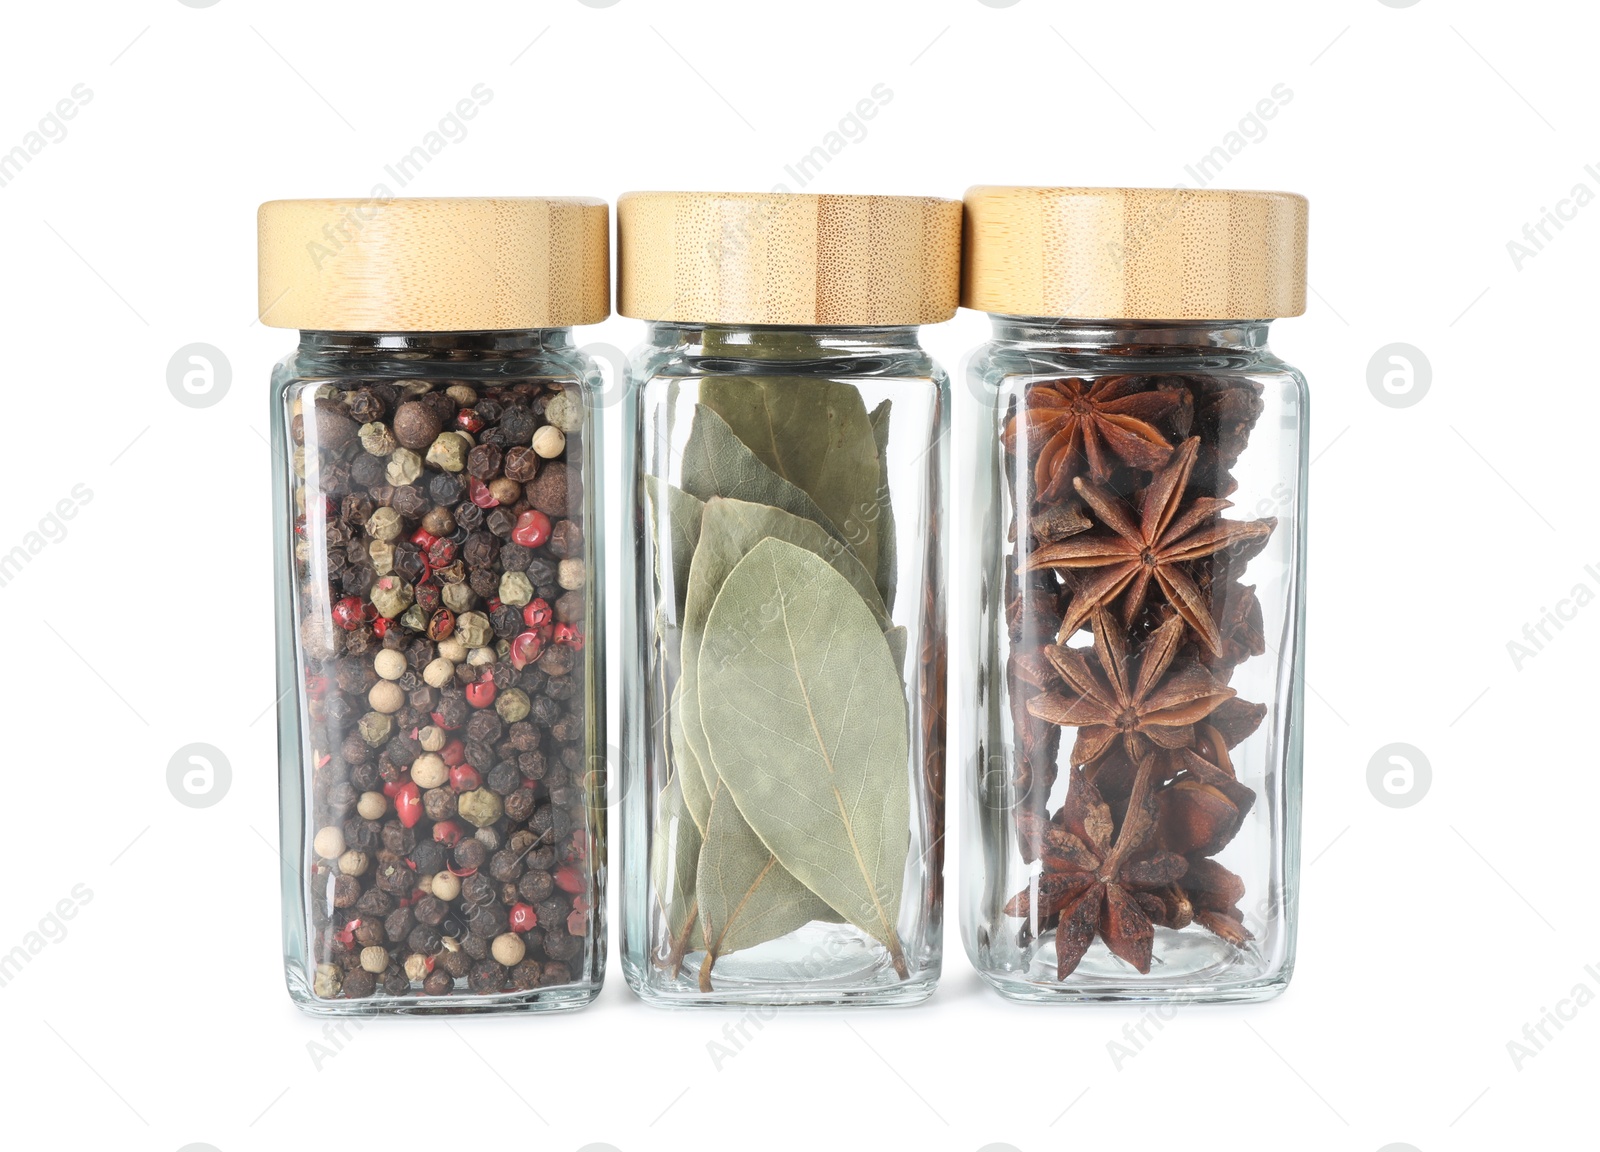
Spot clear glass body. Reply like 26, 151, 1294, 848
272, 330, 605, 1016
962, 317, 1306, 1003
621, 323, 947, 1007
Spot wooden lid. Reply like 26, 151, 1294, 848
617, 191, 961, 325
962, 186, 1308, 320
257, 197, 609, 331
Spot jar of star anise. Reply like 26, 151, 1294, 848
960, 187, 1309, 1002
259, 197, 610, 1014
616, 191, 959, 1007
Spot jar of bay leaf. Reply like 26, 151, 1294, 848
259, 197, 610, 1014
617, 191, 960, 1006
961, 187, 1309, 1003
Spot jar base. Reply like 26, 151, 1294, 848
974, 927, 1293, 1004
286, 965, 603, 1017
622, 965, 939, 1009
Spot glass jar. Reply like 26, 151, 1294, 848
616, 191, 960, 1006
259, 197, 610, 1014
960, 186, 1309, 1003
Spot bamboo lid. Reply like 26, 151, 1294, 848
962, 186, 1308, 320
257, 197, 609, 331
617, 191, 961, 325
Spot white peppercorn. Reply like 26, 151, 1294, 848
417, 725, 447, 753
557, 558, 586, 591
374, 649, 407, 680
368, 680, 405, 714
446, 384, 478, 407
422, 657, 455, 688
491, 933, 526, 966
313, 963, 343, 998
438, 637, 468, 662
313, 825, 346, 860
531, 425, 566, 459
432, 871, 462, 901
356, 791, 388, 820
467, 646, 497, 667
338, 849, 370, 876
359, 945, 389, 975
412, 753, 449, 789
404, 953, 431, 983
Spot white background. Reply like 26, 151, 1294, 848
0, 1, 1591, 1149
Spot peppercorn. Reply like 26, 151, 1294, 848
467, 960, 506, 996
504, 788, 537, 823
503, 445, 540, 482
438, 946, 471, 978
527, 463, 571, 515
466, 443, 502, 479
355, 919, 385, 948
542, 961, 572, 986
355, 887, 394, 917
342, 968, 376, 999
422, 969, 454, 996
517, 870, 554, 902
392, 400, 442, 450
454, 839, 488, 872
385, 906, 414, 942
423, 787, 457, 822
488, 849, 523, 883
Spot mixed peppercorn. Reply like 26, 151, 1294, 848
290, 377, 593, 1001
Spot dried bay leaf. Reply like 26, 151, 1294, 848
868, 398, 897, 612
643, 476, 704, 621
698, 538, 912, 975
649, 773, 705, 970
695, 781, 837, 990
699, 378, 883, 583
668, 677, 712, 830
679, 497, 890, 804
680, 406, 846, 550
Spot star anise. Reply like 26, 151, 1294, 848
1027, 611, 1235, 768
1023, 437, 1275, 652
1004, 761, 1185, 976
1003, 376, 1184, 504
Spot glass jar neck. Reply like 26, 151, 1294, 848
987, 315, 1271, 355
297, 329, 573, 357
646, 322, 923, 362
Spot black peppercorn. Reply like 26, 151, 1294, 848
454, 500, 486, 531
351, 454, 386, 487
423, 969, 454, 996
467, 443, 502, 479
504, 788, 537, 823
542, 962, 571, 986
392, 485, 430, 519
414, 894, 447, 927
488, 849, 523, 883
517, 869, 554, 902
454, 839, 489, 874
407, 926, 442, 955
467, 960, 506, 996
342, 969, 376, 999
354, 919, 385, 947
438, 946, 471, 978
410, 841, 446, 876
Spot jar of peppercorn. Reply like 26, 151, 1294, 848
616, 191, 959, 1006
259, 197, 609, 1014
960, 187, 1309, 1003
